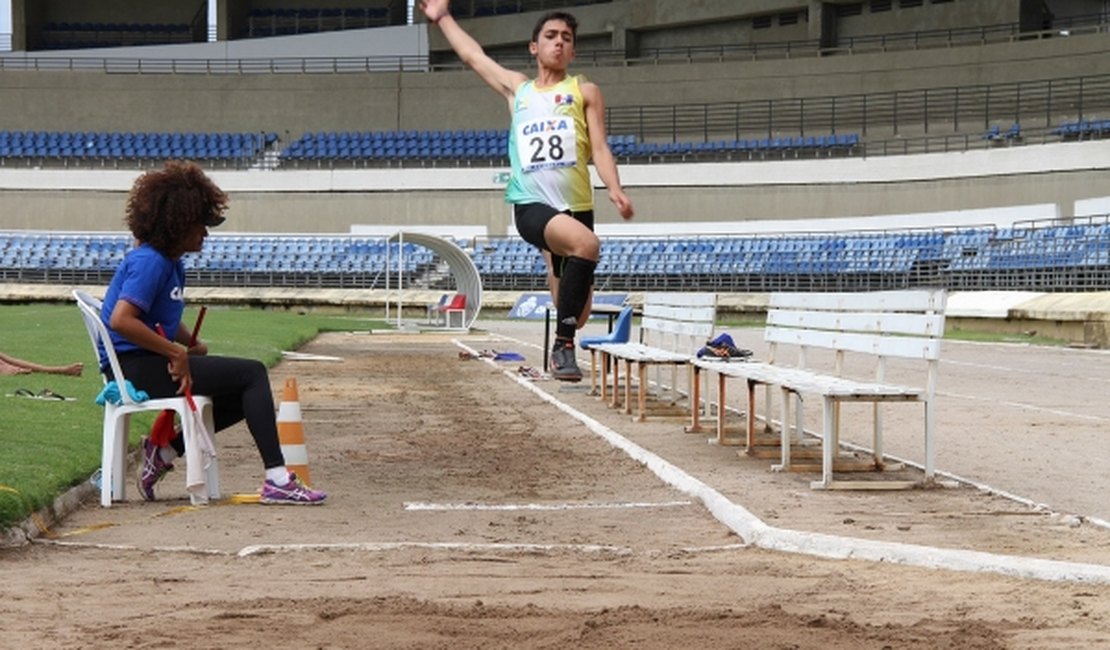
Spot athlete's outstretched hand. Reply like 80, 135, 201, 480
420, 0, 449, 24
610, 189, 634, 220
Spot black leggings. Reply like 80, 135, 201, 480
115, 352, 285, 468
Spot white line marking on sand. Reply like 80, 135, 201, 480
238, 542, 633, 557
34, 539, 231, 555
281, 351, 344, 362
466, 337, 1110, 584
938, 390, 1110, 422
403, 500, 693, 511
34, 538, 636, 559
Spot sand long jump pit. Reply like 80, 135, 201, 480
3, 327, 1110, 649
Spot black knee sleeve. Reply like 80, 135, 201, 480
555, 256, 596, 340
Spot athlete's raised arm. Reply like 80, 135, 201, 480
420, 0, 527, 103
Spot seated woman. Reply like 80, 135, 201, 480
97, 160, 325, 505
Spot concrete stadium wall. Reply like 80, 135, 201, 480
2, 27, 1109, 138
10, 0, 1029, 56
831, 0, 1020, 39
1, 3, 1108, 236
428, 0, 1024, 55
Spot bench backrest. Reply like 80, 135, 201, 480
766, 289, 946, 361
765, 289, 947, 393
641, 292, 717, 349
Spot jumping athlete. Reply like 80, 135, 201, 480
420, 1, 635, 381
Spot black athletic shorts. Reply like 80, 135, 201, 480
513, 203, 594, 278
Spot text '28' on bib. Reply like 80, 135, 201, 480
515, 117, 578, 173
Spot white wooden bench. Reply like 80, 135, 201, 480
590, 292, 716, 422
689, 289, 947, 490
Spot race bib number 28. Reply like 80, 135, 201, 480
516, 117, 578, 172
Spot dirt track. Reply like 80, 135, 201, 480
2, 321, 1110, 649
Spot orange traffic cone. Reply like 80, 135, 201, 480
277, 377, 312, 486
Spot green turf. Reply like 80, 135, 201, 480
0, 303, 382, 529
943, 326, 1070, 347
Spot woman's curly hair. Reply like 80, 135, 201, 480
125, 161, 228, 258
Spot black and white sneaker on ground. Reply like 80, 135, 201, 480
549, 341, 583, 382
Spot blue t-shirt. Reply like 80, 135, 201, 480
99, 243, 186, 368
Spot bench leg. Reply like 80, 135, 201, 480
598, 352, 609, 402
635, 362, 646, 421
812, 396, 836, 489
705, 367, 716, 420
762, 383, 774, 434
588, 350, 599, 397
715, 372, 728, 444
794, 392, 805, 446
924, 399, 936, 481
776, 386, 792, 471
624, 359, 634, 414
744, 379, 758, 452
714, 374, 745, 446
686, 365, 704, 433
609, 356, 620, 409
872, 400, 884, 469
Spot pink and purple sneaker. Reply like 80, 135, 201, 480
260, 472, 326, 505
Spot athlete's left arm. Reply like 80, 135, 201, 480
582, 81, 634, 220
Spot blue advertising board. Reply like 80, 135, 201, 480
507, 292, 628, 320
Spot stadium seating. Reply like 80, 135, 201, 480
0, 233, 437, 289
279, 129, 510, 167
40, 21, 191, 50
1052, 118, 1110, 140
985, 123, 1023, 142
3, 218, 1108, 293
241, 6, 392, 38
0, 130, 277, 166
465, 0, 612, 20
275, 129, 862, 167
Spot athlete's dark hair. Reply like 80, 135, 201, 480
531, 11, 577, 43
125, 160, 228, 258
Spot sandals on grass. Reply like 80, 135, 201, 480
7, 388, 75, 401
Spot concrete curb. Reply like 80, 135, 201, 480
1, 478, 98, 548
467, 335, 1110, 585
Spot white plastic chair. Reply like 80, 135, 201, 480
73, 289, 219, 507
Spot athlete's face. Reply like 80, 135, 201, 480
184, 222, 208, 254
531, 19, 575, 68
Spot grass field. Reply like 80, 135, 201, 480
0, 302, 381, 529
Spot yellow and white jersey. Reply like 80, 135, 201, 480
505, 74, 592, 212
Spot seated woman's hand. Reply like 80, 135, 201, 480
167, 348, 193, 394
